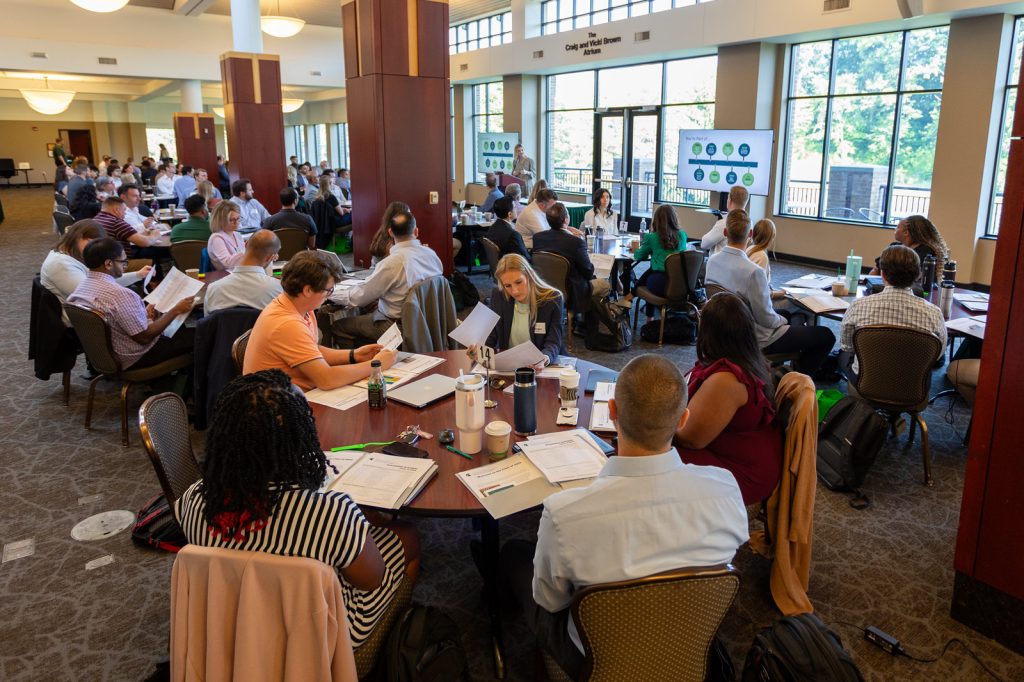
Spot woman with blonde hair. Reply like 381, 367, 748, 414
196, 180, 221, 209
527, 178, 548, 205
746, 218, 776, 279
207, 201, 245, 270
467, 254, 565, 365
369, 201, 410, 264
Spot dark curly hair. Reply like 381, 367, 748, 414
198, 369, 331, 536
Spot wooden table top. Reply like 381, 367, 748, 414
311, 351, 614, 517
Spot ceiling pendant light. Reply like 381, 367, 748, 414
281, 98, 304, 113
69, 0, 130, 12
20, 77, 76, 115
212, 107, 226, 117
261, 0, 304, 37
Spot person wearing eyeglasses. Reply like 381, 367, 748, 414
244, 251, 395, 390
67, 238, 196, 369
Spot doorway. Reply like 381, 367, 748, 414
60, 129, 94, 164
593, 107, 661, 230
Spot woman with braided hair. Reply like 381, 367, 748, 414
175, 369, 420, 647
870, 214, 949, 284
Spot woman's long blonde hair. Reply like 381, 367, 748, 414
196, 180, 217, 201
747, 218, 776, 259
209, 201, 239, 233
316, 175, 333, 201
527, 179, 548, 205
494, 254, 561, 323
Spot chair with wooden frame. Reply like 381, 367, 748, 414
531, 251, 575, 351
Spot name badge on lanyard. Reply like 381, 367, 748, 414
534, 322, 546, 335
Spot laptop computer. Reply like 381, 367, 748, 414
387, 375, 457, 408
317, 249, 349, 274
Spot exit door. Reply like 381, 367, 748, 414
593, 108, 661, 230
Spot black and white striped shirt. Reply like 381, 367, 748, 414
176, 482, 405, 647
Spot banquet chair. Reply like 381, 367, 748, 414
632, 250, 703, 346
170, 240, 206, 272
480, 237, 502, 282
232, 329, 252, 374
273, 227, 309, 261
531, 251, 574, 351
138, 392, 201, 509
53, 210, 74, 236
64, 303, 192, 447
542, 565, 740, 682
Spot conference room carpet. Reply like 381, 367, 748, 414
1, 186, 1021, 682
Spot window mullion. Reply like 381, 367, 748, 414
883, 31, 911, 226
818, 40, 839, 219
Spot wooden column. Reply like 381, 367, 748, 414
342, 0, 452, 272
951, 40, 1024, 655
172, 113, 219, 181
219, 51, 286, 213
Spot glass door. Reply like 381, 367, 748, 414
592, 107, 661, 230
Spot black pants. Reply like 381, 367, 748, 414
763, 325, 836, 374
838, 349, 858, 385
132, 326, 195, 370
501, 539, 584, 679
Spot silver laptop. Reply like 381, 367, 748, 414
387, 375, 457, 408
317, 249, 349, 274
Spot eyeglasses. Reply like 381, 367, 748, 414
112, 258, 129, 265
320, 285, 335, 297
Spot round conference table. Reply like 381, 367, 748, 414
310, 350, 614, 678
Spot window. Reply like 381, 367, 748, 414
314, 124, 327, 165
285, 125, 306, 164
146, 128, 176, 160
330, 123, 350, 169
472, 81, 504, 180
781, 27, 950, 225
540, 0, 707, 35
544, 55, 716, 207
989, 17, 1024, 236
450, 12, 511, 54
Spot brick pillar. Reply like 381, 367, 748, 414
172, 113, 219, 182
342, 0, 452, 272
219, 51, 287, 213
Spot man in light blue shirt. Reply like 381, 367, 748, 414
172, 166, 197, 206
479, 173, 503, 213
229, 178, 271, 229
501, 354, 748, 678
706, 209, 835, 374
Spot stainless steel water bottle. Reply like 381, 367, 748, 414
513, 367, 537, 436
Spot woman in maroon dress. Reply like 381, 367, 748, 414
675, 292, 782, 504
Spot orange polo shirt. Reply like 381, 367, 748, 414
243, 294, 322, 390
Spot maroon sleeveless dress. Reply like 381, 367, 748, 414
677, 358, 783, 504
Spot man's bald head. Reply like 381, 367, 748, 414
246, 229, 281, 262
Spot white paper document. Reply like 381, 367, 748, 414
593, 381, 616, 402
518, 430, 607, 483
784, 289, 849, 313
456, 455, 559, 519
305, 385, 368, 411
590, 253, 616, 279
377, 323, 403, 351
946, 315, 986, 339
589, 402, 616, 432
144, 267, 204, 313
321, 450, 363, 489
957, 299, 989, 313
351, 353, 445, 389
448, 302, 501, 348
142, 266, 156, 291
783, 274, 835, 290
328, 453, 437, 509
480, 341, 548, 372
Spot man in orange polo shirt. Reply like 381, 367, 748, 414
243, 251, 396, 390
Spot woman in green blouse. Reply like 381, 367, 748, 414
618, 204, 688, 308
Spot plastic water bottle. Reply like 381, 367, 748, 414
367, 360, 387, 409
151, 199, 159, 214
639, 218, 648, 235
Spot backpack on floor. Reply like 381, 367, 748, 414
385, 604, 470, 682
816, 396, 888, 491
131, 494, 188, 553
584, 298, 633, 352
741, 613, 864, 682
448, 270, 481, 310
639, 314, 697, 345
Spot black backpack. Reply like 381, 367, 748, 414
816, 396, 888, 492
742, 613, 864, 682
448, 270, 481, 310
385, 605, 470, 682
131, 494, 188, 553
584, 298, 633, 352
640, 314, 697, 345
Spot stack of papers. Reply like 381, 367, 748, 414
470, 341, 547, 374
783, 274, 835, 290
351, 353, 445, 390
457, 455, 561, 519
590, 253, 616, 280
783, 287, 849, 313
946, 315, 986, 339
305, 385, 367, 411
324, 452, 437, 509
517, 429, 608, 483
142, 267, 203, 338
953, 292, 989, 313
589, 382, 616, 432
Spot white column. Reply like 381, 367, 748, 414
180, 79, 203, 113
230, 0, 263, 53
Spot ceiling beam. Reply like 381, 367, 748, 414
132, 79, 181, 102
173, 0, 217, 17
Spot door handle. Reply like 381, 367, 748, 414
624, 177, 632, 188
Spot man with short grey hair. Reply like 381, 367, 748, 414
501, 354, 748, 678
204, 230, 284, 313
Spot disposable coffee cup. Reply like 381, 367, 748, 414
559, 369, 580, 409
186, 268, 200, 280
630, 239, 641, 251
485, 421, 512, 462
831, 281, 848, 297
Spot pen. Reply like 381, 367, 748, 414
446, 445, 474, 460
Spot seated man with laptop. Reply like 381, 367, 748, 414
243, 251, 395, 390
501, 354, 748, 678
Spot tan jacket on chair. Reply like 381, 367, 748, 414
171, 545, 357, 682
750, 371, 818, 616
401, 276, 458, 354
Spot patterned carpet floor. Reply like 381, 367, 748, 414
1, 187, 1022, 681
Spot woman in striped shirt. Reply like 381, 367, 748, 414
176, 370, 420, 647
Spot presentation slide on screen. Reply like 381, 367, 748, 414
677, 129, 775, 196
477, 132, 520, 173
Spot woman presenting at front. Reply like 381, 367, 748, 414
467, 254, 564, 365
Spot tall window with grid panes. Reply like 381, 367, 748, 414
988, 17, 1024, 236
450, 12, 511, 53
540, 0, 711, 35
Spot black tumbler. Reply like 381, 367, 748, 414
513, 367, 537, 436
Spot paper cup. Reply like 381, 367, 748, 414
485, 421, 512, 461
831, 281, 848, 296
559, 369, 580, 409
186, 268, 200, 280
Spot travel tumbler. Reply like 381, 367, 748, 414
513, 367, 537, 436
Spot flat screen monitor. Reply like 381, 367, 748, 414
676, 129, 775, 197
477, 132, 520, 175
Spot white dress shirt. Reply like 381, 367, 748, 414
204, 265, 283, 314
156, 174, 176, 196
582, 208, 619, 235
231, 196, 271, 229
701, 217, 727, 254
123, 206, 150, 233
347, 239, 443, 320
706, 246, 788, 348
533, 450, 748, 653
515, 201, 548, 250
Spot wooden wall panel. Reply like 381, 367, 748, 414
172, 114, 219, 183
417, 0, 448, 78
379, 0, 409, 75
342, 2, 360, 78
357, 0, 382, 77
347, 76, 387, 269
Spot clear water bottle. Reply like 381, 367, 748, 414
639, 218, 648, 235
367, 360, 387, 409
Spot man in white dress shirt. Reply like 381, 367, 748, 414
332, 210, 443, 344
118, 185, 157, 233
501, 354, 748, 678
155, 164, 176, 197
515, 188, 559, 250
701, 185, 749, 255
230, 178, 271, 229
204, 230, 283, 314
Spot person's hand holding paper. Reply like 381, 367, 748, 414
449, 302, 500, 350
